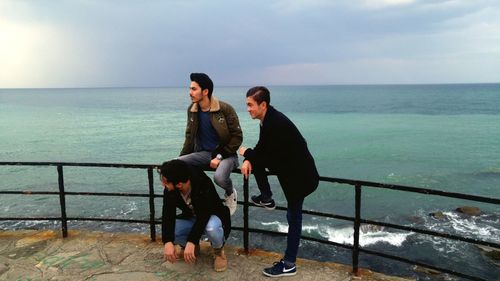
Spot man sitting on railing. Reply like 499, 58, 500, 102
178, 73, 243, 216
158, 159, 231, 272
239, 86, 319, 278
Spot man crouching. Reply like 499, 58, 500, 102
159, 159, 231, 272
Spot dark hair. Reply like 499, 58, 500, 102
246, 86, 270, 106
159, 159, 190, 185
190, 73, 214, 98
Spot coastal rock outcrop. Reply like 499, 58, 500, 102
476, 245, 500, 267
455, 206, 481, 216
412, 265, 443, 276
360, 224, 384, 233
428, 211, 446, 219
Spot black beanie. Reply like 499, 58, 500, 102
190, 73, 213, 97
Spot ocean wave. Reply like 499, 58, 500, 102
260, 221, 412, 247
323, 225, 412, 247
473, 167, 500, 178
418, 209, 500, 244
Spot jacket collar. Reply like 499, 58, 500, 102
190, 96, 221, 112
262, 105, 276, 126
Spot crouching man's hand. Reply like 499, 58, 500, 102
164, 242, 176, 263
183, 242, 197, 264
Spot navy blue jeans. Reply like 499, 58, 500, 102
253, 164, 304, 264
252, 162, 273, 201
284, 198, 304, 264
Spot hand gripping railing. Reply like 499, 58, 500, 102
1, 162, 499, 280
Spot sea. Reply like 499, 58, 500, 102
1, 84, 499, 280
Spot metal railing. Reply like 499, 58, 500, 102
1, 161, 499, 280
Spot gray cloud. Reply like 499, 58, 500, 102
1, 0, 499, 87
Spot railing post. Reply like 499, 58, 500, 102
352, 183, 362, 275
243, 175, 249, 254
57, 165, 68, 238
147, 167, 156, 242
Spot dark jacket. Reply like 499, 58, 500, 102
243, 106, 319, 203
180, 96, 243, 159
161, 167, 231, 244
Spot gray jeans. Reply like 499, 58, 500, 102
178, 151, 238, 196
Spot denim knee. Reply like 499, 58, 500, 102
205, 216, 224, 248
214, 172, 231, 188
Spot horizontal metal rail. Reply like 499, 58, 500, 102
358, 248, 486, 281
1, 161, 498, 281
0, 217, 162, 224
359, 218, 500, 248
0, 161, 156, 169
250, 203, 500, 249
0, 190, 163, 198
320, 176, 500, 204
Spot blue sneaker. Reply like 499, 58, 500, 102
251, 194, 276, 210
263, 259, 296, 277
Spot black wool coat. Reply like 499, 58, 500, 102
244, 106, 319, 203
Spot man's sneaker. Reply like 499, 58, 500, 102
225, 188, 237, 216
251, 194, 276, 210
263, 259, 296, 277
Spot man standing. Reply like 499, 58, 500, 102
239, 86, 319, 278
179, 73, 243, 215
160, 159, 231, 272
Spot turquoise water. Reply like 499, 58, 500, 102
1, 84, 499, 279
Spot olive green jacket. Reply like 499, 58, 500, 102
180, 97, 243, 159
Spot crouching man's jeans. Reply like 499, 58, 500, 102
174, 215, 224, 248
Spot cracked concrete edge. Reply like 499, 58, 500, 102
0, 230, 414, 281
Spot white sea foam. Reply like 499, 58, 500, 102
322, 225, 412, 247
420, 210, 500, 243
260, 221, 412, 247
444, 212, 499, 238
261, 221, 289, 233
121, 201, 138, 216
413, 209, 500, 254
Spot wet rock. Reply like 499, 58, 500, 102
360, 224, 384, 233
455, 206, 481, 216
406, 216, 425, 224
412, 265, 442, 275
476, 245, 500, 266
429, 211, 446, 219
412, 266, 457, 281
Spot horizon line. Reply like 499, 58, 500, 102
2, 81, 500, 90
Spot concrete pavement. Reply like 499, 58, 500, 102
0, 230, 412, 281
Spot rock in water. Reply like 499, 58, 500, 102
476, 245, 500, 267
455, 206, 481, 216
429, 211, 446, 219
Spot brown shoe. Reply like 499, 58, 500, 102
213, 247, 227, 272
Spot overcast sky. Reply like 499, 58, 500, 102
1, 0, 499, 88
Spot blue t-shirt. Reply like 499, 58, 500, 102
197, 111, 219, 152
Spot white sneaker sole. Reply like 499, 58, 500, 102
262, 270, 297, 277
